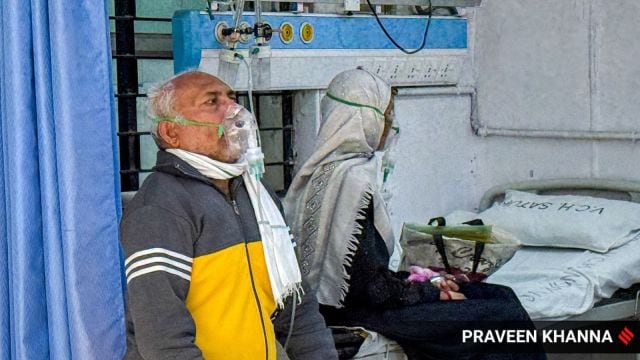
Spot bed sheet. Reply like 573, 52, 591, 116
487, 232, 640, 320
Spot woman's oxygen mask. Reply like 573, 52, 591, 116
223, 103, 265, 180
381, 115, 399, 184
380, 115, 399, 202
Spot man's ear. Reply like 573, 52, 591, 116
158, 122, 180, 148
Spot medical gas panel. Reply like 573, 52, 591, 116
172, 10, 468, 90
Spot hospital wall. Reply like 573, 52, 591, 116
294, 0, 640, 235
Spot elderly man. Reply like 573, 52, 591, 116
120, 71, 337, 360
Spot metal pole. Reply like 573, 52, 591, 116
115, 0, 140, 191
282, 91, 294, 189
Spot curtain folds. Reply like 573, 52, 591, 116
1, 0, 126, 358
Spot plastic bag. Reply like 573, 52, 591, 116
400, 217, 521, 278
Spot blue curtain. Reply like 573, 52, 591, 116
0, 0, 126, 359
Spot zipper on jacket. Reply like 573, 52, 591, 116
231, 199, 240, 215
229, 189, 270, 360
226, 177, 243, 216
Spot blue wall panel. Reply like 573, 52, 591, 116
173, 10, 467, 73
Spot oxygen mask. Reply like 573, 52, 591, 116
381, 115, 400, 184
223, 103, 265, 179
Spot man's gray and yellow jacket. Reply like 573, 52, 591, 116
121, 151, 337, 360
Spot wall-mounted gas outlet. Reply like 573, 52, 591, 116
202, 49, 465, 90
360, 56, 462, 86
370, 60, 389, 80
387, 62, 404, 81
438, 57, 462, 83
423, 60, 440, 81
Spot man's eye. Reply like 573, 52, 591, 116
206, 98, 217, 105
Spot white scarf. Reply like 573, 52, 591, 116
166, 148, 302, 308
283, 69, 398, 307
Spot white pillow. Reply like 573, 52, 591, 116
470, 190, 640, 252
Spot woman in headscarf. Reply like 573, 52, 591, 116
284, 68, 544, 360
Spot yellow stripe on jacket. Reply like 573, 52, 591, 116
186, 241, 276, 359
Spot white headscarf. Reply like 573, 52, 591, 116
283, 69, 396, 307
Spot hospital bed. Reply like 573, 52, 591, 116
333, 178, 640, 359
478, 178, 640, 323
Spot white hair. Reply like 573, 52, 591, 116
146, 70, 199, 148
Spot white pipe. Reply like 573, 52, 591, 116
233, 0, 245, 29
473, 127, 640, 141
255, 0, 263, 24
399, 87, 640, 142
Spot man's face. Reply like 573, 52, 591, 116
170, 72, 240, 162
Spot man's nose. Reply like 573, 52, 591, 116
224, 101, 243, 115
220, 95, 235, 107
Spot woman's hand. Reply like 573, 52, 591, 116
435, 278, 466, 300
436, 279, 460, 292
440, 290, 466, 300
